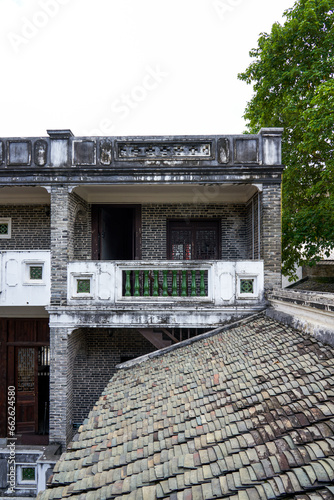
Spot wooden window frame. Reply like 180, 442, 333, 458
167, 219, 221, 260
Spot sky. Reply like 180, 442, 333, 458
0, 0, 295, 138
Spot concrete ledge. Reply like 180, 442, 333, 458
266, 288, 334, 346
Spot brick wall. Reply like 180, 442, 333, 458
245, 194, 260, 260
72, 328, 154, 424
0, 205, 50, 250
49, 327, 86, 447
69, 192, 91, 260
141, 204, 249, 260
261, 183, 282, 287
50, 188, 91, 305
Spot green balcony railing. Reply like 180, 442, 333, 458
123, 268, 208, 298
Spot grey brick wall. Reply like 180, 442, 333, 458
68, 192, 91, 261
50, 188, 91, 305
261, 183, 282, 287
49, 327, 85, 447
0, 205, 50, 250
72, 328, 154, 424
245, 194, 260, 260
49, 326, 154, 447
141, 204, 249, 260
50, 186, 70, 305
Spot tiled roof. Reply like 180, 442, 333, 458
38, 315, 334, 499
289, 278, 334, 294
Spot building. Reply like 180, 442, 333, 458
0, 128, 284, 495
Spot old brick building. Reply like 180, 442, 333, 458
0, 128, 284, 495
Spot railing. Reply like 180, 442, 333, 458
0, 251, 51, 306
123, 268, 208, 298
68, 260, 264, 305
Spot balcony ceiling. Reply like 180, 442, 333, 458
73, 183, 261, 204
0, 186, 50, 204
0, 184, 261, 204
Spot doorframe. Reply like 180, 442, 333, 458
91, 204, 142, 260
0, 319, 49, 440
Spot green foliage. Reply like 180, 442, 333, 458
238, 0, 334, 278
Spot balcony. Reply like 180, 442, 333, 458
67, 260, 264, 307
0, 251, 51, 307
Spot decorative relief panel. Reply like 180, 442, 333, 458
116, 142, 213, 160
73, 140, 96, 165
7, 140, 32, 165
217, 138, 230, 164
99, 140, 112, 165
34, 140, 48, 166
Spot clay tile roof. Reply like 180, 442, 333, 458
38, 315, 334, 499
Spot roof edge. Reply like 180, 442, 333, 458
115, 310, 266, 371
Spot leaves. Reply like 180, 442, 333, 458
238, 0, 334, 278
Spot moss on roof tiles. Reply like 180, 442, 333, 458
38, 315, 334, 499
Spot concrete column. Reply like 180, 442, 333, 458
261, 183, 282, 289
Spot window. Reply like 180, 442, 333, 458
77, 279, 91, 294
16, 464, 37, 486
168, 220, 220, 260
70, 274, 94, 298
23, 262, 45, 285
237, 275, 258, 298
0, 218, 11, 239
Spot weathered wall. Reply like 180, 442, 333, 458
261, 184, 282, 288
69, 192, 91, 261
267, 288, 334, 347
303, 263, 334, 279
0, 205, 50, 250
72, 329, 154, 424
245, 194, 260, 260
50, 189, 90, 305
141, 204, 249, 260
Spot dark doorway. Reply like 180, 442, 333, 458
92, 205, 141, 260
0, 319, 50, 445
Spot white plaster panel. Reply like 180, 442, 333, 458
219, 273, 234, 301
5, 259, 18, 286
1, 251, 50, 306
50, 140, 68, 167
98, 271, 112, 301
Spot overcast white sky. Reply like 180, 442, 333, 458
0, 0, 295, 138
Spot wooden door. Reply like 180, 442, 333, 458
1, 319, 50, 440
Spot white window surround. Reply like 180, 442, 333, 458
236, 274, 259, 299
0, 217, 11, 239
70, 273, 94, 299
16, 464, 37, 487
23, 261, 45, 285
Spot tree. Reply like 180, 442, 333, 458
238, 0, 334, 279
